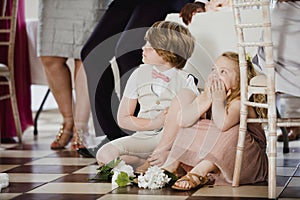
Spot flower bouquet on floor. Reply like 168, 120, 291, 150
90, 158, 177, 189
137, 166, 177, 189
90, 158, 136, 187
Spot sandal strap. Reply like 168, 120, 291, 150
176, 172, 208, 188
53, 125, 72, 146
187, 172, 208, 184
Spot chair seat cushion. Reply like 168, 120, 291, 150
0, 63, 10, 77
0, 63, 8, 69
250, 74, 267, 87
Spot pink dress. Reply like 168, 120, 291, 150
165, 119, 268, 185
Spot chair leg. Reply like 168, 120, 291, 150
232, 105, 248, 187
277, 109, 289, 153
33, 88, 50, 137
8, 78, 22, 143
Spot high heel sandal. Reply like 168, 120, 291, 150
51, 125, 73, 150
71, 128, 86, 150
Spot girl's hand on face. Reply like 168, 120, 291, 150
210, 78, 226, 102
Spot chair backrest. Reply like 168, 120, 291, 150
0, 0, 18, 72
166, 10, 263, 88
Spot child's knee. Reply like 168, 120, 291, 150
96, 143, 119, 164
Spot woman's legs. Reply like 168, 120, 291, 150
73, 60, 90, 131
71, 60, 91, 149
40, 56, 74, 149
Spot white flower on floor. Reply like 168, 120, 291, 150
137, 166, 171, 189
111, 160, 135, 188
0, 173, 9, 192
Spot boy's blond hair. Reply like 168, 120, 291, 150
144, 21, 195, 69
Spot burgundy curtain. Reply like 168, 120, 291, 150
0, 0, 32, 139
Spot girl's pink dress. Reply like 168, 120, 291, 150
165, 119, 268, 185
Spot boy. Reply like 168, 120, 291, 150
95, 21, 199, 168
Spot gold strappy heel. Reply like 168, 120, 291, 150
50, 125, 73, 150
70, 128, 86, 150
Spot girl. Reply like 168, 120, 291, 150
149, 52, 268, 190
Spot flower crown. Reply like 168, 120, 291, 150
246, 53, 252, 63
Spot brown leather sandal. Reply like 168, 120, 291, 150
50, 125, 73, 150
171, 172, 208, 191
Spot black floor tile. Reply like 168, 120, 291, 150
110, 185, 195, 196
8, 144, 53, 150
12, 193, 104, 200
276, 176, 291, 187
52, 174, 97, 183
0, 157, 36, 165
46, 150, 84, 158
279, 186, 300, 198
6, 165, 84, 174
1, 182, 45, 193
277, 159, 300, 167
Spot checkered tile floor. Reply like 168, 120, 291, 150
1, 109, 299, 200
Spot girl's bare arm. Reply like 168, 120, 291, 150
178, 89, 212, 127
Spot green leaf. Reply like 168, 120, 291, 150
90, 165, 113, 181
89, 158, 123, 182
115, 172, 131, 187
106, 157, 122, 168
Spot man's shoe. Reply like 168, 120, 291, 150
77, 136, 110, 158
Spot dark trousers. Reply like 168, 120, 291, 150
81, 0, 193, 140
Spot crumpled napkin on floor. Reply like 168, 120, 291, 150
0, 173, 9, 191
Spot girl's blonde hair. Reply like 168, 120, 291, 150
222, 52, 267, 118
144, 21, 195, 69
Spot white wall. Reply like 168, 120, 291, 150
25, 0, 38, 19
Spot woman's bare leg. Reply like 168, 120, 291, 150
72, 60, 91, 149
74, 60, 90, 130
41, 56, 74, 149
